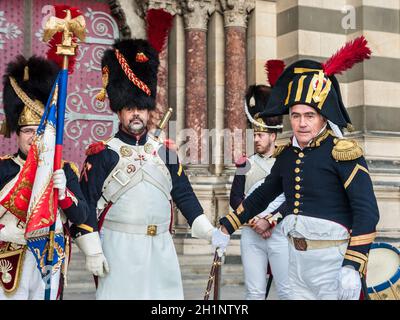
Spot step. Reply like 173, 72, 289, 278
182, 273, 244, 286
180, 263, 243, 275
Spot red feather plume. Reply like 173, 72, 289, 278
146, 9, 174, 53
265, 60, 285, 87
322, 36, 371, 76
46, 5, 83, 74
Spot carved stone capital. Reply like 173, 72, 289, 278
219, 0, 255, 28
136, 0, 181, 17
179, 0, 216, 31
108, 0, 132, 38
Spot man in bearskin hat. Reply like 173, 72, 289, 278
0, 55, 89, 300
72, 16, 219, 297
217, 36, 380, 300
229, 60, 291, 300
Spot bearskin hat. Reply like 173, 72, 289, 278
99, 39, 160, 112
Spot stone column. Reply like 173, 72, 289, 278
180, 0, 215, 165
136, 1, 179, 131
220, 0, 254, 164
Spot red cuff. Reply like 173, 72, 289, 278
59, 189, 75, 210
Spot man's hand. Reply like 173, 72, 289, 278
337, 266, 361, 300
211, 227, 230, 257
250, 218, 271, 236
260, 229, 273, 239
53, 169, 67, 200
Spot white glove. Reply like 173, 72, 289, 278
86, 253, 109, 277
75, 232, 109, 277
0, 223, 26, 245
211, 227, 230, 257
191, 214, 214, 241
337, 266, 361, 300
53, 169, 67, 200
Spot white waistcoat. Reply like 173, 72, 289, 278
244, 154, 275, 195
96, 135, 183, 300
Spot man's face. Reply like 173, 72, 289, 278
117, 107, 149, 135
254, 131, 276, 155
290, 104, 326, 148
16, 125, 38, 155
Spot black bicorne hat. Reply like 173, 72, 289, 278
260, 36, 372, 131
245, 60, 285, 133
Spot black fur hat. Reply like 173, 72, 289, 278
2, 55, 59, 135
99, 39, 159, 112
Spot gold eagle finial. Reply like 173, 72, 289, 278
43, 9, 86, 56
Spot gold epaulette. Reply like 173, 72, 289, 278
272, 143, 289, 158
0, 154, 13, 161
332, 139, 363, 161
62, 160, 80, 178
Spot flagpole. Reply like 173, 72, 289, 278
42, 7, 86, 300
44, 56, 69, 300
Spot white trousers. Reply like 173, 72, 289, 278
288, 241, 352, 300
240, 223, 291, 300
0, 250, 60, 300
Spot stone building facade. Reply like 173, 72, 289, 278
117, 0, 400, 251
0, 0, 398, 253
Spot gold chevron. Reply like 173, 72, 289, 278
344, 164, 369, 189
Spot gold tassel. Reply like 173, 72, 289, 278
96, 66, 109, 101
23, 66, 29, 81
95, 88, 107, 102
0, 120, 10, 138
332, 139, 363, 161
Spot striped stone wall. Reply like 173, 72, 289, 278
116, 0, 400, 242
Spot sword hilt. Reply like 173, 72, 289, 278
154, 107, 173, 139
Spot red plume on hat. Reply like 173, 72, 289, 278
45, 4, 82, 74
265, 59, 285, 87
322, 36, 371, 76
146, 9, 174, 53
